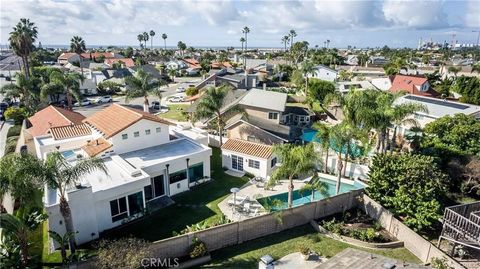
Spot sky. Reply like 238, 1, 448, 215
1, 0, 479, 48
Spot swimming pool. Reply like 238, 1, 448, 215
300, 129, 364, 158
61, 150, 76, 159
257, 178, 365, 211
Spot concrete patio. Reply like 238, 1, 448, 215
275, 252, 326, 269
218, 179, 308, 222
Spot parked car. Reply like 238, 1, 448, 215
151, 101, 170, 113
176, 86, 186, 93
168, 96, 185, 103
74, 99, 91, 106
95, 95, 113, 103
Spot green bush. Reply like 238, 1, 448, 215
189, 237, 208, 259
5, 136, 19, 154
4, 107, 28, 125
321, 218, 343, 235
6, 125, 21, 138
185, 87, 198, 97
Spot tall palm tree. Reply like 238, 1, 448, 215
240, 37, 246, 51
289, 29, 297, 47
41, 71, 84, 110
124, 69, 166, 112
9, 18, 38, 79
300, 174, 330, 202
137, 34, 144, 48
242, 26, 250, 51
268, 144, 317, 208
193, 86, 229, 145
313, 122, 332, 173
70, 36, 86, 76
162, 33, 168, 50
142, 32, 149, 48
281, 35, 290, 51
43, 152, 107, 255
0, 210, 46, 267
149, 30, 155, 49
0, 72, 36, 110
301, 59, 316, 94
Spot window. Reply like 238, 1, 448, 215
122, 134, 128, 140
110, 197, 128, 222
127, 192, 144, 216
188, 162, 204, 183
156, 127, 161, 133
145, 129, 151, 135
169, 169, 187, 184
271, 157, 277, 168
134, 131, 140, 137
248, 159, 260, 169
231, 155, 244, 171
268, 112, 278, 120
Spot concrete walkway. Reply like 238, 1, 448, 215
275, 252, 325, 269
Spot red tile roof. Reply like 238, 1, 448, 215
82, 137, 112, 157
221, 138, 273, 159
58, 52, 78, 60
389, 75, 439, 97
83, 104, 174, 138
211, 62, 233, 69
104, 58, 135, 68
80, 52, 116, 59
50, 124, 92, 140
27, 106, 86, 137
182, 58, 201, 69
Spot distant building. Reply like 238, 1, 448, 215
368, 56, 389, 67
306, 65, 338, 82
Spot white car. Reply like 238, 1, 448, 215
168, 96, 185, 103
74, 99, 91, 106
95, 95, 112, 103
176, 86, 186, 93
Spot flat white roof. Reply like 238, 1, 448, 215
395, 94, 480, 119
239, 89, 287, 112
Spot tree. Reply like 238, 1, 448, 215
366, 153, 447, 231
96, 238, 151, 269
149, 30, 155, 49
289, 29, 297, 48
177, 41, 187, 55
447, 66, 461, 79
240, 37, 246, 51
70, 36, 86, 76
451, 76, 480, 105
142, 32, 149, 48
43, 152, 107, 254
471, 63, 480, 74
48, 230, 75, 263
281, 35, 290, 51
305, 78, 335, 114
124, 69, 166, 112
268, 144, 317, 208
41, 71, 84, 110
193, 86, 229, 145
9, 18, 38, 79
300, 59, 316, 94
242, 26, 250, 50
0, 72, 36, 110
185, 86, 198, 97
137, 34, 144, 48
313, 122, 332, 173
162, 33, 168, 50
167, 68, 177, 83
0, 209, 46, 267
290, 69, 304, 88
289, 41, 309, 65
300, 175, 330, 202
3, 107, 27, 125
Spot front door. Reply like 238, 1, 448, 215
232, 155, 244, 171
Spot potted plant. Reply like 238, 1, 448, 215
299, 245, 310, 260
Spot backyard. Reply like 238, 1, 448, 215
159, 104, 190, 122
201, 225, 421, 269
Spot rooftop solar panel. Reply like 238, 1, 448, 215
404, 95, 469, 110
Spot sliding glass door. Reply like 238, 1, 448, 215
231, 155, 244, 171
144, 175, 165, 201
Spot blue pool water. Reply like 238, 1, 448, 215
300, 129, 364, 158
61, 150, 76, 159
257, 178, 365, 211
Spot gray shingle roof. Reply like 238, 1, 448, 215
239, 89, 287, 112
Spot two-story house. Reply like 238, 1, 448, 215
389, 74, 439, 97
30, 104, 212, 246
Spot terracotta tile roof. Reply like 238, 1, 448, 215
104, 58, 135, 67
82, 137, 112, 157
83, 104, 174, 138
221, 138, 273, 159
27, 106, 86, 137
58, 52, 77, 60
389, 75, 439, 97
182, 58, 201, 69
80, 52, 116, 59
50, 124, 92, 140
211, 62, 233, 69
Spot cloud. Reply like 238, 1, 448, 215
465, 0, 480, 28
382, 0, 449, 29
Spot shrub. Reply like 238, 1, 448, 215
189, 237, 208, 259
430, 257, 454, 269
96, 237, 151, 269
4, 107, 27, 125
98, 81, 122, 95
6, 125, 21, 138
185, 87, 198, 97
321, 218, 343, 235
5, 136, 19, 154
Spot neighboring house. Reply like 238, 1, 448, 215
166, 60, 188, 70
337, 81, 375, 94
33, 104, 212, 246
371, 77, 392, 91
221, 138, 277, 179
306, 65, 338, 82
389, 74, 439, 97
182, 58, 201, 70
58, 52, 122, 65
104, 58, 135, 68
368, 56, 389, 66
346, 55, 359, 66
57, 53, 81, 65
79, 78, 98, 95
393, 94, 480, 135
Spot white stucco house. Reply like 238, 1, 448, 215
30, 104, 211, 246
306, 65, 338, 82
221, 138, 277, 179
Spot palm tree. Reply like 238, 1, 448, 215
142, 32, 149, 48
9, 18, 38, 79
0, 72, 36, 110
193, 86, 229, 145
289, 29, 297, 47
301, 59, 316, 94
167, 68, 177, 83
43, 152, 107, 255
149, 30, 155, 49
48, 230, 75, 263
41, 71, 84, 110
124, 69, 166, 112
242, 26, 250, 51
268, 144, 317, 208
299, 174, 330, 202
137, 34, 144, 48
281, 35, 290, 51
240, 37, 246, 51
162, 33, 168, 50
70, 36, 86, 76
326, 39, 330, 49
0, 209, 46, 267
313, 122, 332, 173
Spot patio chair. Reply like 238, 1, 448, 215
227, 195, 248, 206
243, 202, 251, 213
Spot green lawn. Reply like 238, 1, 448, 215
104, 147, 249, 241
201, 225, 421, 269
159, 104, 190, 122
